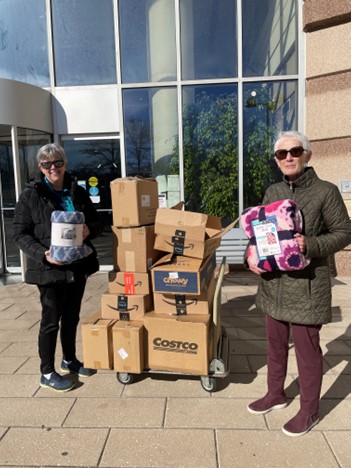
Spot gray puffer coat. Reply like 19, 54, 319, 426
256, 167, 351, 325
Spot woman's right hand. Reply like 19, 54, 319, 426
45, 250, 64, 266
248, 261, 266, 275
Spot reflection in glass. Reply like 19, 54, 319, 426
173, 85, 238, 222
0, 128, 52, 270
123, 87, 179, 207
62, 139, 121, 266
17, 128, 52, 186
52, 0, 116, 86
242, 0, 297, 77
0, 0, 49, 86
180, 0, 237, 80
119, 0, 176, 83
243, 81, 298, 208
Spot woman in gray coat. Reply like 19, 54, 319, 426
247, 131, 351, 436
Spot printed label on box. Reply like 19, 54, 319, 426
118, 348, 129, 360
141, 195, 151, 207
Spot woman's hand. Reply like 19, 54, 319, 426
294, 233, 307, 254
248, 260, 266, 275
45, 250, 64, 265
82, 224, 90, 240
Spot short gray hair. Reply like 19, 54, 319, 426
36, 143, 67, 164
274, 131, 311, 153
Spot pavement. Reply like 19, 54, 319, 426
0, 270, 350, 468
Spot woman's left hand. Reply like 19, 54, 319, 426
294, 233, 306, 254
82, 224, 90, 240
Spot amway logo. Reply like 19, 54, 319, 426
163, 277, 188, 286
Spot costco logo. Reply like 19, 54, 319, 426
153, 337, 198, 355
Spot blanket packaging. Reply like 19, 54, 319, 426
240, 199, 311, 272
50, 211, 93, 263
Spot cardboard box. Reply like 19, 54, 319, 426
101, 291, 152, 321
151, 252, 216, 295
112, 225, 162, 272
154, 207, 235, 259
108, 270, 151, 295
153, 273, 216, 315
110, 177, 159, 227
112, 321, 144, 373
81, 312, 116, 369
144, 312, 211, 375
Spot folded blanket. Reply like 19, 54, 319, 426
50, 211, 93, 264
240, 199, 311, 272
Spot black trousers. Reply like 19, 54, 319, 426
37, 277, 87, 374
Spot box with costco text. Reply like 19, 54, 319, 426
154, 206, 236, 259
151, 252, 216, 295
144, 312, 211, 375
112, 321, 144, 374
112, 225, 162, 272
81, 312, 116, 370
110, 177, 159, 227
153, 273, 216, 315
101, 291, 152, 321
108, 270, 151, 295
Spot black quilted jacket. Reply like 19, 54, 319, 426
13, 172, 103, 285
256, 167, 351, 324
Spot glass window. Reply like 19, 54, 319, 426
119, 0, 176, 84
180, 0, 237, 80
52, 0, 116, 86
243, 80, 298, 208
123, 87, 179, 207
62, 138, 121, 266
0, 0, 49, 87
178, 84, 238, 223
243, 0, 298, 77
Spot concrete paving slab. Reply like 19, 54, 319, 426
0, 427, 108, 467
324, 356, 351, 374
0, 356, 29, 374
324, 431, 351, 467
165, 398, 267, 429
230, 339, 267, 355
101, 428, 217, 468
212, 374, 299, 399
0, 318, 39, 330
0, 328, 39, 343
0, 374, 41, 397
64, 397, 166, 428
122, 373, 211, 397
216, 429, 340, 468
228, 354, 252, 373
0, 397, 75, 427
0, 341, 38, 356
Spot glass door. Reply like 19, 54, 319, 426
0, 130, 20, 273
0, 127, 52, 275
62, 137, 122, 267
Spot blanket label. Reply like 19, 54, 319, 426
51, 223, 83, 247
252, 217, 281, 259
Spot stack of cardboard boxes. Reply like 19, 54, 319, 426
82, 177, 232, 378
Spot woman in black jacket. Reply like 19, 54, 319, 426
13, 143, 103, 392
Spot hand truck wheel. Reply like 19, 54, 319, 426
200, 376, 217, 392
116, 372, 135, 385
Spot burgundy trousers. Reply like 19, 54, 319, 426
266, 314, 323, 415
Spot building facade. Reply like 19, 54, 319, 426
0, 0, 349, 276
303, 0, 351, 274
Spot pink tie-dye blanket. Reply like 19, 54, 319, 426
240, 199, 311, 272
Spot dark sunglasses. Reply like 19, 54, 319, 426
40, 160, 64, 169
274, 146, 305, 161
